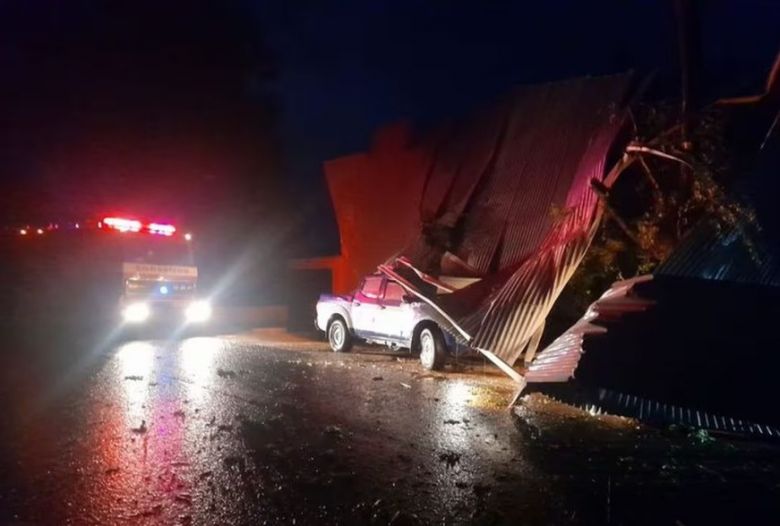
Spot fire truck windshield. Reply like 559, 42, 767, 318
121, 236, 194, 266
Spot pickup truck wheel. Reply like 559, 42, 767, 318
328, 317, 352, 352
419, 327, 446, 371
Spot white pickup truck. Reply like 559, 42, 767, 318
315, 274, 460, 370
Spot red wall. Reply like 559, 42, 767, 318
323, 122, 431, 293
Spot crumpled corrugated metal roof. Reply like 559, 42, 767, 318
656, 221, 780, 287
525, 275, 654, 383
525, 274, 780, 437
400, 73, 636, 366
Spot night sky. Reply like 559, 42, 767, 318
1, 1, 778, 253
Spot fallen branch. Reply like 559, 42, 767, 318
638, 155, 664, 215
626, 144, 693, 168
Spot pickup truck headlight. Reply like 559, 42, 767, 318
185, 300, 212, 323
123, 302, 151, 323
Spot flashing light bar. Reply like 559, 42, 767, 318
148, 222, 176, 236
103, 217, 142, 233
102, 216, 178, 236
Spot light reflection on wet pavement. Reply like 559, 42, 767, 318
1, 329, 779, 524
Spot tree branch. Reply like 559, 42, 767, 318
626, 144, 693, 168
638, 156, 664, 215
590, 179, 643, 247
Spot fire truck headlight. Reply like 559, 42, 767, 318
123, 302, 151, 323
185, 300, 212, 323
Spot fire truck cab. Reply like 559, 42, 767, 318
102, 217, 212, 326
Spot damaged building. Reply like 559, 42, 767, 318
294, 62, 780, 436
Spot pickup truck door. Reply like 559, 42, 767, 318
379, 280, 413, 344
351, 276, 384, 338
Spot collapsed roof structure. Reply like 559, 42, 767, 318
376, 73, 639, 379
522, 55, 780, 436
318, 58, 780, 433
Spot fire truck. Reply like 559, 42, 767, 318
102, 217, 211, 325
1, 216, 211, 329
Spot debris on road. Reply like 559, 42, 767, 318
124, 375, 143, 381
324, 425, 343, 438
131, 420, 147, 434
389, 510, 420, 525
174, 493, 193, 505
438, 451, 461, 468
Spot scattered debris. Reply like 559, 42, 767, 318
175, 493, 193, 505
438, 451, 461, 468
131, 420, 147, 434
389, 510, 419, 525
124, 375, 143, 381
223, 455, 245, 471
216, 368, 237, 379
324, 425, 343, 438
217, 424, 233, 432
443, 419, 461, 425
104, 467, 120, 476
400, 382, 412, 389
372, 376, 384, 381
173, 410, 185, 418
135, 504, 163, 518
688, 428, 715, 445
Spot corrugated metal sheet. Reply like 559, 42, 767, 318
529, 387, 780, 439
525, 275, 654, 383
527, 274, 780, 436
656, 220, 780, 287
402, 74, 635, 367
420, 102, 508, 229
462, 222, 595, 364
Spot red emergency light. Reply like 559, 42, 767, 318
103, 217, 142, 233
102, 217, 176, 236
148, 222, 176, 236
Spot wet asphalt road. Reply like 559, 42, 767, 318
1, 328, 779, 525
